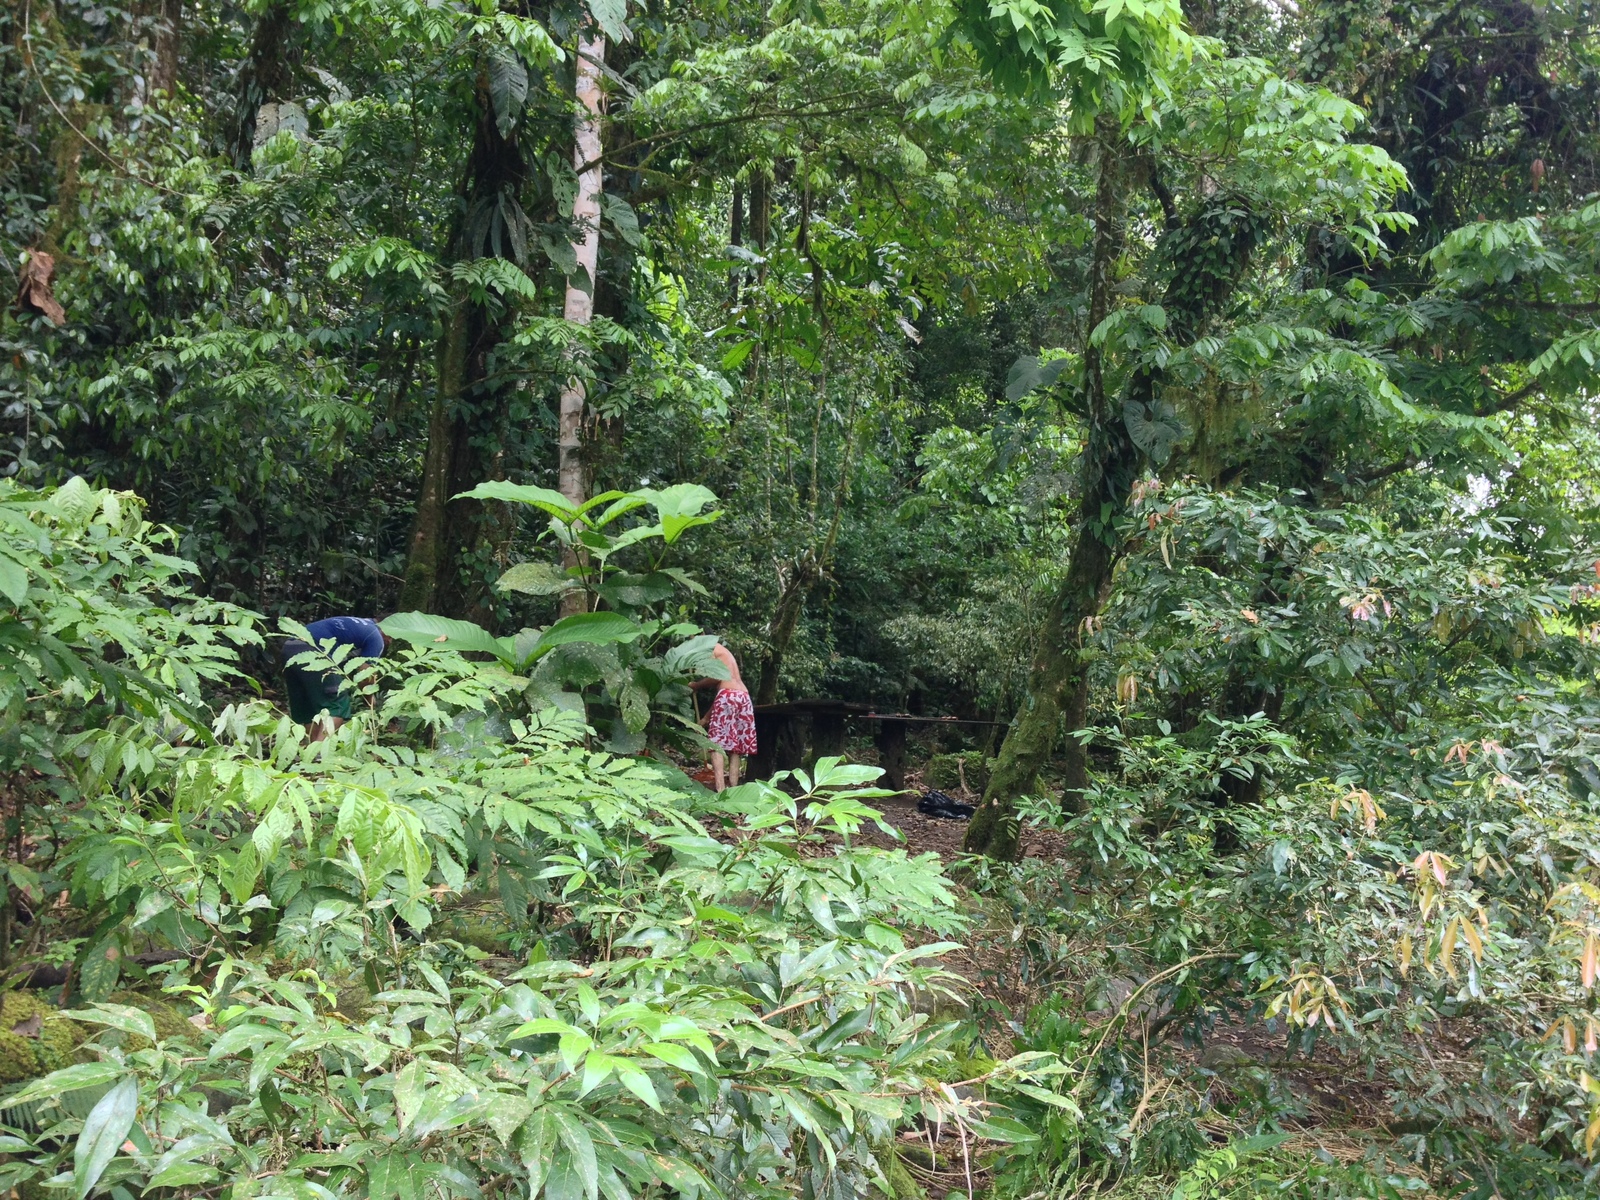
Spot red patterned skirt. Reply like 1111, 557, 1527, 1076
706, 688, 757, 755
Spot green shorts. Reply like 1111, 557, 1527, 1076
282, 639, 354, 723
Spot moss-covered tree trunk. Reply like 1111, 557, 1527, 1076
755, 552, 817, 705
966, 165, 1267, 859
144, 0, 183, 98
399, 65, 525, 617
230, 1, 297, 170
964, 134, 1129, 859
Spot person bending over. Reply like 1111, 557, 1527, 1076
693, 642, 756, 791
281, 615, 388, 739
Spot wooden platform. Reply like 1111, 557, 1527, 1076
749, 699, 1003, 789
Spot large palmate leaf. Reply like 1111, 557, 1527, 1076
1005, 353, 1073, 402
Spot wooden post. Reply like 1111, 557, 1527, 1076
809, 706, 848, 768
775, 715, 806, 774
875, 720, 907, 792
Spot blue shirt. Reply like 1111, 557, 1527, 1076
305, 616, 385, 659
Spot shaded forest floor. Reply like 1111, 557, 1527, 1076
826, 786, 1443, 1194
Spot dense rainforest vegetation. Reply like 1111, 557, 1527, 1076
5, 0, 1600, 1194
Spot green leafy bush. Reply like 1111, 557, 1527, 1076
382, 483, 728, 752
0, 481, 1068, 1199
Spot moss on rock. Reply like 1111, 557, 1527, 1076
106, 990, 193, 1049
0, 992, 88, 1081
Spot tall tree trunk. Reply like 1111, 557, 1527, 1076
965, 131, 1129, 860
966, 173, 1268, 859
231, 0, 296, 170
556, 24, 606, 618
145, 0, 182, 98
399, 62, 526, 616
400, 305, 470, 612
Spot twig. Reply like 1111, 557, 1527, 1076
954, 1098, 974, 1200
760, 992, 823, 1022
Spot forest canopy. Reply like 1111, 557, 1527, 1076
4, 0, 1600, 1196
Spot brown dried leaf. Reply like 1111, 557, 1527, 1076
14, 251, 66, 326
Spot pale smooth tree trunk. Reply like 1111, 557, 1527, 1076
557, 26, 605, 616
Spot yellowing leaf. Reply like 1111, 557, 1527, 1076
1459, 918, 1484, 964
1441, 918, 1459, 979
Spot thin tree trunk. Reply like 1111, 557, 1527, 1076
754, 365, 859, 705
755, 554, 817, 705
557, 24, 606, 617
729, 182, 745, 304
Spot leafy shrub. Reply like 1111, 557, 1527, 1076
0, 481, 1068, 1199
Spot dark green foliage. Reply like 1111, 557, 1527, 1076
6, 0, 1600, 1192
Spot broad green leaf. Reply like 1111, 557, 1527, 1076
527, 612, 642, 662
498, 561, 580, 596
585, 0, 627, 41
381, 612, 515, 664
394, 1059, 426, 1133
550, 1109, 599, 1200
0, 552, 27, 606
455, 481, 578, 523
1005, 353, 1071, 402
663, 634, 727, 681
63, 1003, 157, 1044
615, 1062, 661, 1111
638, 484, 721, 543
641, 1042, 704, 1074
487, 46, 529, 138
7, 1062, 126, 1107
78, 940, 121, 1002
73, 1075, 137, 1200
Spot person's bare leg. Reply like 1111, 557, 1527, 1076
728, 753, 742, 788
712, 749, 727, 792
